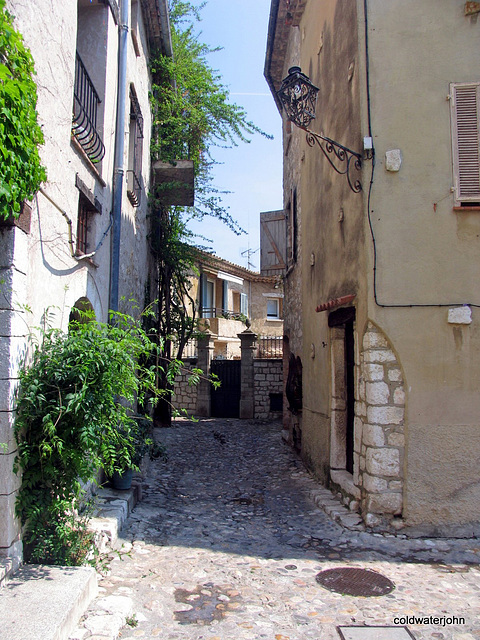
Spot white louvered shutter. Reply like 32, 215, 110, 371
451, 82, 480, 204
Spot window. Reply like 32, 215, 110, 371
73, 1, 108, 165
287, 187, 298, 265
75, 176, 102, 256
201, 275, 215, 318
127, 87, 144, 207
267, 298, 280, 319
450, 82, 480, 206
240, 292, 248, 316
76, 193, 96, 256
130, 0, 141, 56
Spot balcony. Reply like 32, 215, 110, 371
200, 308, 248, 339
72, 52, 105, 163
152, 160, 195, 206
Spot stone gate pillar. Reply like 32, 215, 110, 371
196, 331, 214, 417
238, 329, 257, 419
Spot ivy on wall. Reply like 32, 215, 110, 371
0, 0, 46, 221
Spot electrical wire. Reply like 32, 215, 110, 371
363, 0, 480, 310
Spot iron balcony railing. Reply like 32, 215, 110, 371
72, 52, 105, 163
201, 307, 248, 321
127, 169, 142, 206
256, 335, 283, 359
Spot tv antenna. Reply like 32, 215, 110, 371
241, 247, 259, 270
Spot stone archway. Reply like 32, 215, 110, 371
69, 297, 95, 326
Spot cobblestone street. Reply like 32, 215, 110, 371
72, 419, 480, 640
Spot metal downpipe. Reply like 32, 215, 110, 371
109, 0, 129, 314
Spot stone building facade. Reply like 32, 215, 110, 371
195, 251, 283, 359
0, 0, 173, 572
265, 0, 480, 535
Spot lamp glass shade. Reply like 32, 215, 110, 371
277, 66, 319, 129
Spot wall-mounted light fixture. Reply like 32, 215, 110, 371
277, 66, 368, 193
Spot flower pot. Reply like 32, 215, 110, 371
111, 468, 133, 490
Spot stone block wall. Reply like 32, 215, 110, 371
355, 321, 406, 530
173, 361, 199, 416
254, 358, 283, 420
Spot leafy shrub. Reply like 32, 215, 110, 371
13, 312, 164, 564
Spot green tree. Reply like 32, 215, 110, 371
149, 0, 270, 425
0, 0, 46, 220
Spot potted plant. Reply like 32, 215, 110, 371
110, 417, 166, 490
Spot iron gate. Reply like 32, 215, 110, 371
210, 359, 241, 418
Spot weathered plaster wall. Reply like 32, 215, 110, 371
249, 280, 284, 338
0, 225, 28, 566
294, 0, 367, 482
281, 25, 304, 443
361, 0, 480, 529
118, 0, 153, 314
0, 0, 158, 562
10, 0, 115, 328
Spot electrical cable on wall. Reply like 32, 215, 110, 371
38, 187, 113, 262
363, 0, 480, 310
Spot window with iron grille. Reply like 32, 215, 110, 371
76, 192, 97, 256
127, 86, 144, 207
450, 82, 480, 207
72, 54, 105, 164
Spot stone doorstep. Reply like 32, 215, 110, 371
0, 481, 141, 640
0, 552, 22, 589
0, 565, 98, 640
89, 481, 141, 553
310, 489, 366, 533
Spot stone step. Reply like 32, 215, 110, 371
0, 565, 98, 640
0, 482, 141, 640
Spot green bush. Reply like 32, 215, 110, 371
13, 312, 163, 564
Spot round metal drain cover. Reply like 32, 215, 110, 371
315, 567, 395, 597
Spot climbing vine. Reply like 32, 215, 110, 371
0, 0, 46, 220
150, 0, 271, 230
148, 0, 270, 425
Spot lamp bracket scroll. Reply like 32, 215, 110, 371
304, 128, 363, 194
277, 66, 369, 194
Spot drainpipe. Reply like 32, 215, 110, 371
109, 0, 129, 314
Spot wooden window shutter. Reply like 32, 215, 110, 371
451, 82, 480, 204
240, 292, 248, 316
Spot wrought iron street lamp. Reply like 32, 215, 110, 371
277, 66, 365, 193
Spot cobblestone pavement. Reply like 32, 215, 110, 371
71, 418, 480, 640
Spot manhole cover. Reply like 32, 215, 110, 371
316, 567, 395, 597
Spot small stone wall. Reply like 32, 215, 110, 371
355, 321, 406, 531
253, 358, 283, 420
173, 360, 199, 416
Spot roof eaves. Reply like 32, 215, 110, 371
195, 249, 278, 284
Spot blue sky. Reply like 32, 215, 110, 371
184, 0, 283, 270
